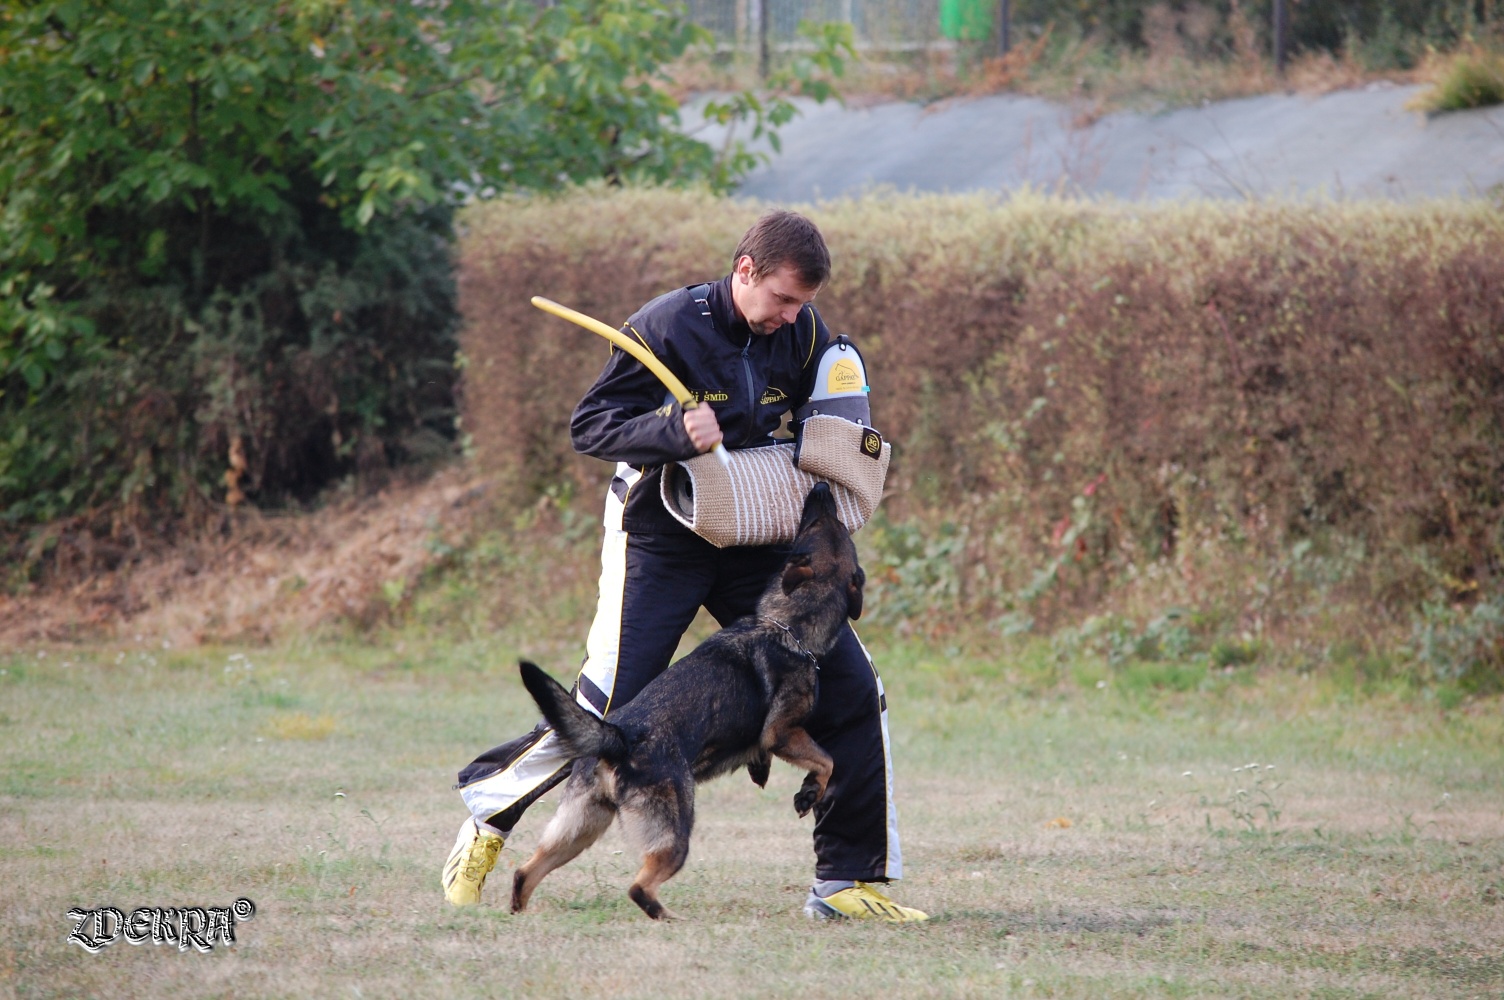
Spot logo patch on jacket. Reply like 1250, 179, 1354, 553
692, 389, 731, 404
759, 386, 789, 406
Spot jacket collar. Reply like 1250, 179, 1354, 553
705, 274, 753, 347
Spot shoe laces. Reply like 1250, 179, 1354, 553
460, 836, 500, 882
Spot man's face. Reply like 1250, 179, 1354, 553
730, 257, 820, 335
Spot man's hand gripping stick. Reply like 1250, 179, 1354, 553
530, 296, 731, 467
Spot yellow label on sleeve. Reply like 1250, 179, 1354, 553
827, 359, 863, 395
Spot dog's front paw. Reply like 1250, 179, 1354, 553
793, 773, 824, 817
747, 753, 770, 789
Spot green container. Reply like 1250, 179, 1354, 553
940, 0, 992, 42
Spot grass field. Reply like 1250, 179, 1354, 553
2, 631, 1501, 999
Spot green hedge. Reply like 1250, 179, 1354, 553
458, 187, 1503, 679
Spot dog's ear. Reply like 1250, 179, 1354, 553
781, 552, 814, 595
847, 566, 865, 620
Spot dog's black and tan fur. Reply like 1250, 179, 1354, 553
511, 483, 865, 921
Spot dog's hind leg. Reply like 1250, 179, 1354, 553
510, 781, 616, 913
618, 780, 693, 920
627, 844, 690, 921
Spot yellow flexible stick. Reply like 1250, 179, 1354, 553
531, 296, 731, 467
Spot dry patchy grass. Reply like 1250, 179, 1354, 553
2, 637, 1501, 999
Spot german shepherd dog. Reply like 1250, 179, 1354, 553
510, 482, 864, 920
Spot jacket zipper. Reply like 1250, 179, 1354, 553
739, 340, 757, 448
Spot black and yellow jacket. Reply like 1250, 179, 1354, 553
570, 274, 830, 534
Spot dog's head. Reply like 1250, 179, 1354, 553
777, 482, 865, 621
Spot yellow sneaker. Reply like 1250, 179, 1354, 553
441, 817, 503, 906
803, 882, 929, 923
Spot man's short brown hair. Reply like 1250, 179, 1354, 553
731, 210, 831, 290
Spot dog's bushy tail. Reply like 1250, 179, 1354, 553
519, 661, 629, 763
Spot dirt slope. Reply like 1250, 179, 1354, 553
0, 471, 488, 648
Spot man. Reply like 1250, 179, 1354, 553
443, 210, 925, 923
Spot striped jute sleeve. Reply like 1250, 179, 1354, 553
660, 428, 890, 548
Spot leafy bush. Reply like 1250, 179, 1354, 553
1411, 595, 1504, 692
1415, 45, 1504, 112
3, 0, 833, 569
1, 197, 460, 533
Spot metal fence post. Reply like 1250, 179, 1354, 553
998, 0, 1011, 56
1273, 0, 1287, 75
758, 0, 770, 80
